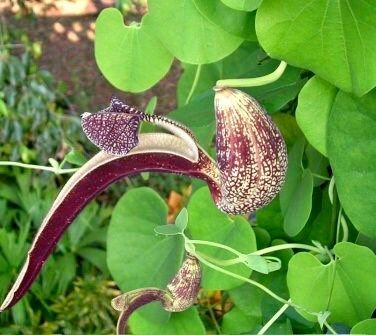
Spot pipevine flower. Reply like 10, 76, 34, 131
0, 89, 287, 312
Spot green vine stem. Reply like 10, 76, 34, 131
324, 320, 338, 335
311, 173, 331, 181
185, 64, 202, 104
257, 300, 291, 335
188, 238, 322, 267
187, 239, 333, 332
0, 161, 78, 174
192, 251, 291, 306
215, 61, 287, 88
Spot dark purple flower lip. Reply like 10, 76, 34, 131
0, 133, 217, 312
0, 90, 287, 311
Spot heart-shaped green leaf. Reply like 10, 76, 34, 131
146, 0, 243, 64
95, 8, 173, 92
256, 0, 376, 96
175, 208, 188, 231
187, 187, 256, 290
287, 242, 376, 326
351, 319, 376, 335
107, 187, 185, 323
327, 90, 376, 237
296, 76, 339, 157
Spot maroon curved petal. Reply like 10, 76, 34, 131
0, 141, 219, 312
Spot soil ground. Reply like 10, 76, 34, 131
0, 0, 180, 115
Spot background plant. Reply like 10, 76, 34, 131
1, 0, 376, 334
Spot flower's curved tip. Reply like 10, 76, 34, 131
81, 112, 91, 118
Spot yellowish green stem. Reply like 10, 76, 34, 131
257, 300, 291, 335
216, 61, 287, 88
185, 64, 202, 104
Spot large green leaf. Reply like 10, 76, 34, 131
107, 187, 185, 323
193, 0, 256, 40
287, 242, 376, 326
129, 307, 205, 335
146, 0, 243, 64
222, 283, 263, 333
256, 0, 376, 96
327, 90, 376, 237
95, 8, 173, 92
351, 319, 376, 335
296, 76, 339, 156
187, 187, 256, 290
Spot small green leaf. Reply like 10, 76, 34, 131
265, 257, 282, 273
256, 0, 376, 96
154, 224, 182, 236
287, 242, 376, 326
187, 187, 256, 290
175, 207, 188, 232
95, 8, 173, 92
280, 140, 314, 236
146, 0, 243, 64
351, 319, 376, 335
244, 255, 269, 274
327, 90, 376, 237
296, 76, 338, 156
48, 158, 59, 171
221, 0, 262, 12
64, 149, 87, 166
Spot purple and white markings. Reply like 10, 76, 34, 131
81, 97, 141, 156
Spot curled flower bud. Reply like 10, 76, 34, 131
111, 254, 201, 334
1, 91, 287, 311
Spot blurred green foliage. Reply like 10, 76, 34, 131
0, 21, 84, 163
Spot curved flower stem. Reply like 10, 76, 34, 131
189, 239, 321, 266
335, 207, 343, 244
188, 239, 244, 257
311, 173, 331, 181
251, 243, 321, 255
215, 61, 287, 88
0, 161, 78, 174
185, 64, 202, 104
257, 300, 291, 335
340, 214, 349, 242
195, 251, 241, 267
